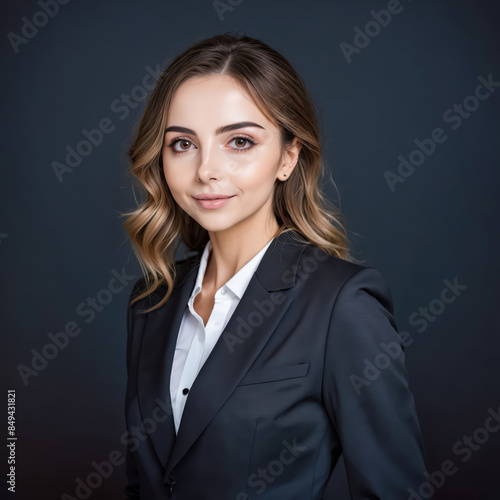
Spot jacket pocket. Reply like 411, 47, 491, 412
238, 363, 310, 386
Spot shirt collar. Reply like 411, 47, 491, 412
190, 237, 275, 301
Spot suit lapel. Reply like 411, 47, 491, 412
137, 263, 198, 469
136, 231, 309, 478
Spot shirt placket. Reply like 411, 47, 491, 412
174, 289, 233, 431
173, 320, 205, 432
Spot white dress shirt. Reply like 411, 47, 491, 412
170, 237, 275, 434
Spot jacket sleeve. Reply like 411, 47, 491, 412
322, 267, 430, 499
124, 278, 144, 499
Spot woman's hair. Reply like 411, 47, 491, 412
122, 32, 351, 313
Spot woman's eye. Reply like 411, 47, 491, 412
168, 135, 256, 155
170, 139, 193, 153
229, 136, 256, 151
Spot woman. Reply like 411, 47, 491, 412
122, 33, 430, 499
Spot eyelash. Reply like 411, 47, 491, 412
166, 134, 257, 155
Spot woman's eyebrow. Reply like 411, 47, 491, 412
165, 121, 266, 135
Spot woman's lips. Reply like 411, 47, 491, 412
193, 195, 235, 209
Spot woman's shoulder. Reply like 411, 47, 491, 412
300, 243, 393, 306
301, 242, 379, 280
127, 253, 202, 308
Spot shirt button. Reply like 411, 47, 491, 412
221, 289, 226, 295
182, 388, 189, 395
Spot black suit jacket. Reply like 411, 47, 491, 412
124, 230, 429, 499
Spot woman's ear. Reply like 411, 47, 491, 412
278, 136, 302, 180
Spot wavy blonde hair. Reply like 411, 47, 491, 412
121, 32, 351, 313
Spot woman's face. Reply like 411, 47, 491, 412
162, 74, 299, 234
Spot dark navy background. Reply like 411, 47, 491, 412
1, 0, 499, 498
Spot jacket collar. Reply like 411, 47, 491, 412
135, 230, 310, 480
